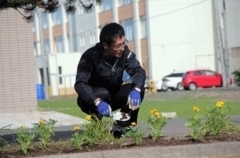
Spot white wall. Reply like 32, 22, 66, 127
48, 53, 82, 96
147, 0, 216, 80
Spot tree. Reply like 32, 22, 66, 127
0, 0, 103, 22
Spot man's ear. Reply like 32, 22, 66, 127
102, 42, 108, 49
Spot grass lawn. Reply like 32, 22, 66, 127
38, 97, 240, 122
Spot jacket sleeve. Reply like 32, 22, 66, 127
124, 47, 146, 90
74, 55, 98, 104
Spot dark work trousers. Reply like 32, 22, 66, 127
77, 83, 145, 125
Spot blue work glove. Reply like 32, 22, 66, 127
97, 101, 112, 116
128, 89, 141, 110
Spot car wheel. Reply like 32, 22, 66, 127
162, 86, 168, 92
177, 83, 184, 91
188, 83, 197, 91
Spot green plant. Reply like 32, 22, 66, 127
70, 125, 85, 150
15, 125, 35, 154
33, 118, 56, 149
186, 101, 240, 140
203, 101, 239, 137
125, 122, 144, 145
232, 69, 240, 85
185, 107, 205, 139
147, 109, 167, 142
82, 115, 115, 145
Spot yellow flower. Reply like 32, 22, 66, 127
151, 109, 158, 114
153, 111, 160, 116
74, 126, 80, 131
20, 125, 25, 130
156, 115, 161, 119
216, 101, 224, 108
85, 115, 91, 121
39, 118, 45, 124
193, 106, 200, 112
131, 122, 136, 126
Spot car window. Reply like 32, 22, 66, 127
165, 73, 174, 77
165, 73, 184, 77
183, 72, 190, 77
175, 73, 184, 77
194, 71, 203, 76
205, 70, 216, 76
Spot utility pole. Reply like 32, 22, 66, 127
222, 0, 230, 86
213, 0, 228, 87
38, 11, 49, 100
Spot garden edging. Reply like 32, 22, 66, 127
35, 141, 240, 158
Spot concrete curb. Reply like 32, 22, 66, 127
161, 112, 177, 119
35, 142, 240, 158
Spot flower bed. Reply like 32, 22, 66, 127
0, 101, 240, 158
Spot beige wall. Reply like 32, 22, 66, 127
118, 4, 133, 22
138, 0, 146, 16
128, 41, 135, 53
0, 9, 37, 113
98, 10, 113, 26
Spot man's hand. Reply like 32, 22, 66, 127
128, 89, 141, 110
97, 101, 112, 116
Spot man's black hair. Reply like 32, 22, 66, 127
99, 23, 125, 45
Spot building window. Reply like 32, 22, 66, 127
53, 7, 62, 25
120, 18, 134, 41
41, 12, 48, 29
58, 66, 62, 84
55, 36, 64, 52
89, 32, 96, 45
80, 35, 86, 47
140, 15, 147, 38
119, 0, 132, 6
78, 5, 84, 15
90, 33, 93, 45
43, 39, 50, 54
33, 42, 37, 56
101, 1, 112, 11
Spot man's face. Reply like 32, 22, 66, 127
103, 36, 128, 58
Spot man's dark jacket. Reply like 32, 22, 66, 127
74, 43, 146, 104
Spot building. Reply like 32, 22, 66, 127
146, 0, 240, 82
33, 0, 240, 98
0, 10, 37, 113
33, 0, 83, 97
216, 0, 240, 79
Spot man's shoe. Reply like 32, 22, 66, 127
111, 123, 129, 139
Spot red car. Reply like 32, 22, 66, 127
182, 69, 224, 90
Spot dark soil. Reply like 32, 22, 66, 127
1, 133, 240, 158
